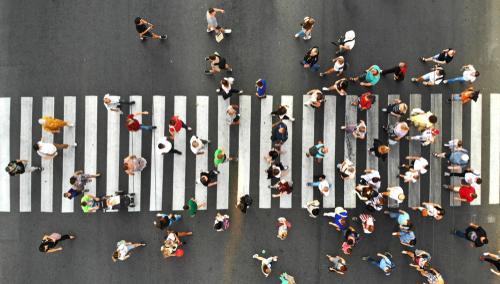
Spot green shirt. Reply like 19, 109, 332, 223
188, 199, 198, 217
81, 195, 93, 213
365, 65, 381, 85
214, 148, 226, 167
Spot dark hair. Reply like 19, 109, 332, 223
39, 243, 48, 252
482, 237, 488, 244
33, 143, 40, 151
474, 71, 480, 77
81, 201, 87, 206
312, 208, 319, 216
256, 80, 263, 87
340, 265, 347, 272
429, 115, 438, 123
134, 17, 141, 25
183, 205, 189, 210
272, 168, 280, 176
319, 174, 326, 180
347, 238, 354, 245
158, 143, 165, 149
69, 176, 77, 185
457, 140, 463, 147
221, 79, 229, 87
208, 8, 215, 14
476, 178, 482, 185
169, 119, 176, 126
471, 193, 478, 199
372, 177, 380, 183
214, 222, 223, 230
436, 207, 445, 216
208, 55, 216, 60
409, 239, 417, 246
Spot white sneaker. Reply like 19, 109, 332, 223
322, 87, 329, 91
207, 28, 211, 33
289, 117, 295, 122
224, 29, 232, 34
73, 142, 78, 147
238, 90, 243, 94
216, 88, 221, 93
187, 127, 192, 131
67, 123, 74, 127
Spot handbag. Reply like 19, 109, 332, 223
215, 32, 224, 43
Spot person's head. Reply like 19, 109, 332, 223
307, 18, 315, 25
398, 193, 406, 202
339, 265, 348, 272
399, 61, 407, 68
474, 71, 480, 77
339, 218, 347, 227
38, 118, 46, 125
81, 201, 88, 207
372, 177, 380, 183
154, 218, 167, 229
319, 174, 326, 180
475, 177, 482, 185
272, 168, 280, 177
191, 140, 199, 149
409, 239, 417, 246
183, 204, 189, 210
399, 103, 408, 114
310, 47, 319, 56
208, 55, 217, 61
103, 97, 111, 104
214, 222, 223, 231
69, 176, 77, 185
278, 127, 286, 134
208, 8, 215, 14
217, 153, 225, 160
123, 163, 129, 171
32, 143, 40, 151
471, 193, 478, 199
134, 17, 142, 25
112, 251, 119, 262
311, 208, 320, 216
323, 146, 329, 154
158, 143, 165, 150
63, 192, 72, 199
379, 145, 390, 154
256, 80, 263, 87
169, 118, 177, 126
337, 56, 344, 64
358, 125, 367, 133
366, 225, 375, 233
384, 267, 393, 274
400, 123, 409, 132
448, 49, 456, 56
347, 238, 354, 245
437, 69, 445, 76
263, 265, 271, 275
221, 78, 229, 87
367, 93, 376, 103
39, 243, 49, 253
429, 115, 438, 124
457, 140, 463, 147
480, 236, 488, 244
370, 68, 379, 76
200, 175, 208, 183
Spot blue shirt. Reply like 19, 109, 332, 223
399, 230, 415, 245
397, 212, 410, 225
66, 188, 81, 200
272, 122, 288, 143
379, 258, 395, 275
256, 79, 267, 97
334, 211, 348, 230
449, 150, 468, 166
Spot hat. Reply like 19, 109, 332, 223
398, 194, 406, 201
431, 128, 440, 136
461, 154, 470, 162
175, 249, 184, 257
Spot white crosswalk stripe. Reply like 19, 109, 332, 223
1, 94, 500, 213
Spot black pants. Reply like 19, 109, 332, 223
222, 89, 240, 100
55, 234, 71, 246
117, 100, 135, 109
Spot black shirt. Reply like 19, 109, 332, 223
136, 23, 148, 34
200, 170, 218, 186
7, 160, 25, 176
437, 49, 454, 63
465, 226, 487, 247
304, 49, 319, 65
371, 139, 388, 161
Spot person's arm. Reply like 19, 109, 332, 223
134, 111, 149, 116
46, 247, 63, 253
491, 269, 500, 276
214, 8, 225, 13
207, 181, 217, 187
355, 192, 368, 201
377, 253, 390, 261
469, 223, 479, 229
328, 222, 340, 230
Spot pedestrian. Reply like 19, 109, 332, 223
255, 78, 267, 99
216, 77, 243, 100
33, 140, 76, 160
213, 147, 237, 169
279, 272, 296, 284
384, 209, 412, 230
80, 194, 100, 213
267, 162, 289, 179
382, 186, 406, 205
324, 206, 348, 231
301, 46, 320, 72
448, 86, 480, 104
213, 25, 232, 42
305, 140, 329, 163
417, 267, 445, 284
365, 192, 385, 212
294, 16, 315, 40
411, 66, 445, 86
277, 217, 291, 240
198, 169, 219, 188
270, 179, 293, 198
342, 226, 360, 254
64, 171, 100, 199
407, 127, 439, 146
444, 168, 482, 186
327, 255, 348, 275
127, 111, 156, 132
322, 78, 349, 96
433, 147, 469, 172
399, 168, 420, 184
157, 136, 182, 155
112, 240, 146, 262
383, 121, 409, 143
226, 104, 241, 126
360, 168, 381, 191
39, 232, 76, 253
355, 185, 376, 201
123, 155, 147, 176
264, 147, 281, 164
400, 156, 429, 176
337, 159, 356, 181
443, 64, 479, 84
190, 135, 210, 155
444, 138, 463, 149
351, 65, 382, 87
453, 223, 488, 247
271, 121, 288, 147
252, 254, 278, 278
5, 159, 42, 176
303, 89, 326, 108
134, 17, 166, 40
154, 213, 182, 230
381, 62, 407, 81
38, 116, 73, 134
183, 197, 205, 217
382, 98, 408, 118
236, 194, 252, 213
214, 212, 230, 232
168, 115, 192, 140
341, 120, 367, 140
369, 139, 390, 161
442, 184, 477, 203
401, 249, 432, 270
333, 30, 356, 55
411, 202, 445, 221
205, 52, 232, 74
271, 105, 295, 121
351, 92, 376, 111
320, 56, 345, 77
409, 108, 438, 132
479, 252, 500, 276
392, 229, 416, 247
421, 48, 456, 65
306, 174, 332, 197
206, 7, 229, 33
306, 200, 320, 218
103, 93, 135, 113
161, 230, 192, 258
358, 213, 376, 234
362, 252, 396, 276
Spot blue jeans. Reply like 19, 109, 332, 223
454, 230, 467, 239
141, 125, 153, 131
168, 214, 182, 226
389, 212, 400, 219
296, 29, 305, 37
446, 76, 466, 84
302, 60, 320, 71
309, 181, 321, 187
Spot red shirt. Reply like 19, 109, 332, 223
459, 185, 476, 203
169, 116, 183, 135
278, 182, 292, 194
359, 93, 372, 110
127, 114, 140, 131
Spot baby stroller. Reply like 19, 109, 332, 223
99, 191, 135, 212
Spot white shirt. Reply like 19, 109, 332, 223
221, 77, 234, 94
157, 136, 172, 154
413, 157, 429, 174
425, 70, 444, 85
463, 66, 477, 82
361, 170, 381, 190
117, 243, 129, 261
37, 141, 57, 159
403, 171, 418, 183
388, 186, 404, 203
343, 30, 355, 49
318, 180, 331, 196
103, 94, 121, 111
464, 171, 481, 185
334, 61, 344, 72
190, 135, 205, 154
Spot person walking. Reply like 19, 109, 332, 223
123, 155, 147, 176
324, 206, 349, 231
255, 78, 267, 99
322, 78, 348, 96
411, 202, 445, 221
362, 252, 396, 276
226, 104, 241, 126
264, 147, 281, 164
305, 140, 329, 163
253, 254, 278, 277
357, 213, 376, 234
443, 64, 479, 84
320, 56, 345, 77
80, 194, 100, 213
112, 240, 146, 262
134, 17, 166, 40
271, 105, 295, 121
67, 170, 100, 195
301, 46, 320, 72
183, 197, 205, 217
213, 213, 230, 232
382, 98, 408, 118
38, 116, 73, 134
214, 147, 237, 169
360, 168, 381, 191
369, 139, 390, 161
279, 272, 296, 284
442, 184, 477, 203
271, 121, 288, 147
266, 162, 289, 179
433, 146, 469, 172
401, 249, 432, 270
198, 169, 219, 188
480, 252, 500, 276
33, 140, 76, 160
447, 86, 480, 104
407, 127, 439, 146
444, 168, 482, 186
452, 223, 488, 247
333, 30, 356, 55
421, 48, 456, 65
306, 200, 320, 218
127, 111, 156, 132
384, 121, 410, 143
294, 16, 315, 40
409, 108, 438, 132
399, 168, 420, 184
351, 65, 382, 87
103, 93, 135, 113
411, 66, 445, 86
400, 156, 429, 176
277, 217, 291, 240
39, 232, 76, 253
355, 185, 376, 202
236, 194, 253, 213
168, 115, 192, 140
382, 187, 406, 205
327, 255, 348, 275
337, 159, 356, 181
205, 52, 232, 74
157, 136, 182, 155
206, 7, 231, 33
381, 62, 407, 81
270, 179, 293, 198
351, 92, 376, 111
392, 228, 416, 247
341, 120, 367, 140
417, 267, 445, 284
154, 213, 182, 230
190, 135, 210, 155
306, 174, 332, 197
384, 209, 412, 229
5, 159, 42, 176
342, 226, 360, 255
216, 77, 243, 100
303, 89, 326, 108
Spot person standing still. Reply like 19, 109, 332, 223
134, 17, 166, 40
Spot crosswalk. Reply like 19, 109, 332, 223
0, 93, 499, 213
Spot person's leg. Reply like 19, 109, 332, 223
389, 212, 400, 219
140, 125, 153, 131
54, 143, 69, 149
454, 229, 467, 239
321, 67, 336, 76
229, 88, 242, 95
119, 100, 135, 105
177, 231, 193, 237
310, 181, 321, 187
222, 92, 231, 100
170, 148, 182, 155
446, 76, 465, 84
26, 166, 42, 172
295, 29, 305, 38
312, 63, 320, 72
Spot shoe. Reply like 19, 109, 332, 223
67, 123, 74, 127
382, 108, 387, 112
411, 78, 417, 82
443, 80, 448, 84
206, 140, 211, 144
320, 73, 325, 77
322, 87, 329, 91
361, 256, 369, 261
284, 166, 289, 170
207, 28, 211, 33
268, 185, 272, 189
253, 254, 258, 258
216, 88, 221, 93
238, 90, 243, 94
442, 185, 450, 189
204, 57, 210, 61
130, 101, 136, 105
160, 35, 167, 39
130, 193, 136, 196
289, 117, 295, 122
141, 243, 147, 246
306, 182, 313, 186
83, 189, 90, 193
204, 70, 212, 74
175, 151, 182, 155
152, 126, 157, 129
73, 143, 78, 147
420, 57, 426, 62
187, 127, 192, 131
224, 29, 232, 34
38, 167, 44, 171
294, 33, 299, 38
444, 172, 450, 176
140, 37, 145, 41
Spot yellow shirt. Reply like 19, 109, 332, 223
41, 116, 67, 132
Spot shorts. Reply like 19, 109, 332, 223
142, 31, 153, 38
422, 72, 432, 81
